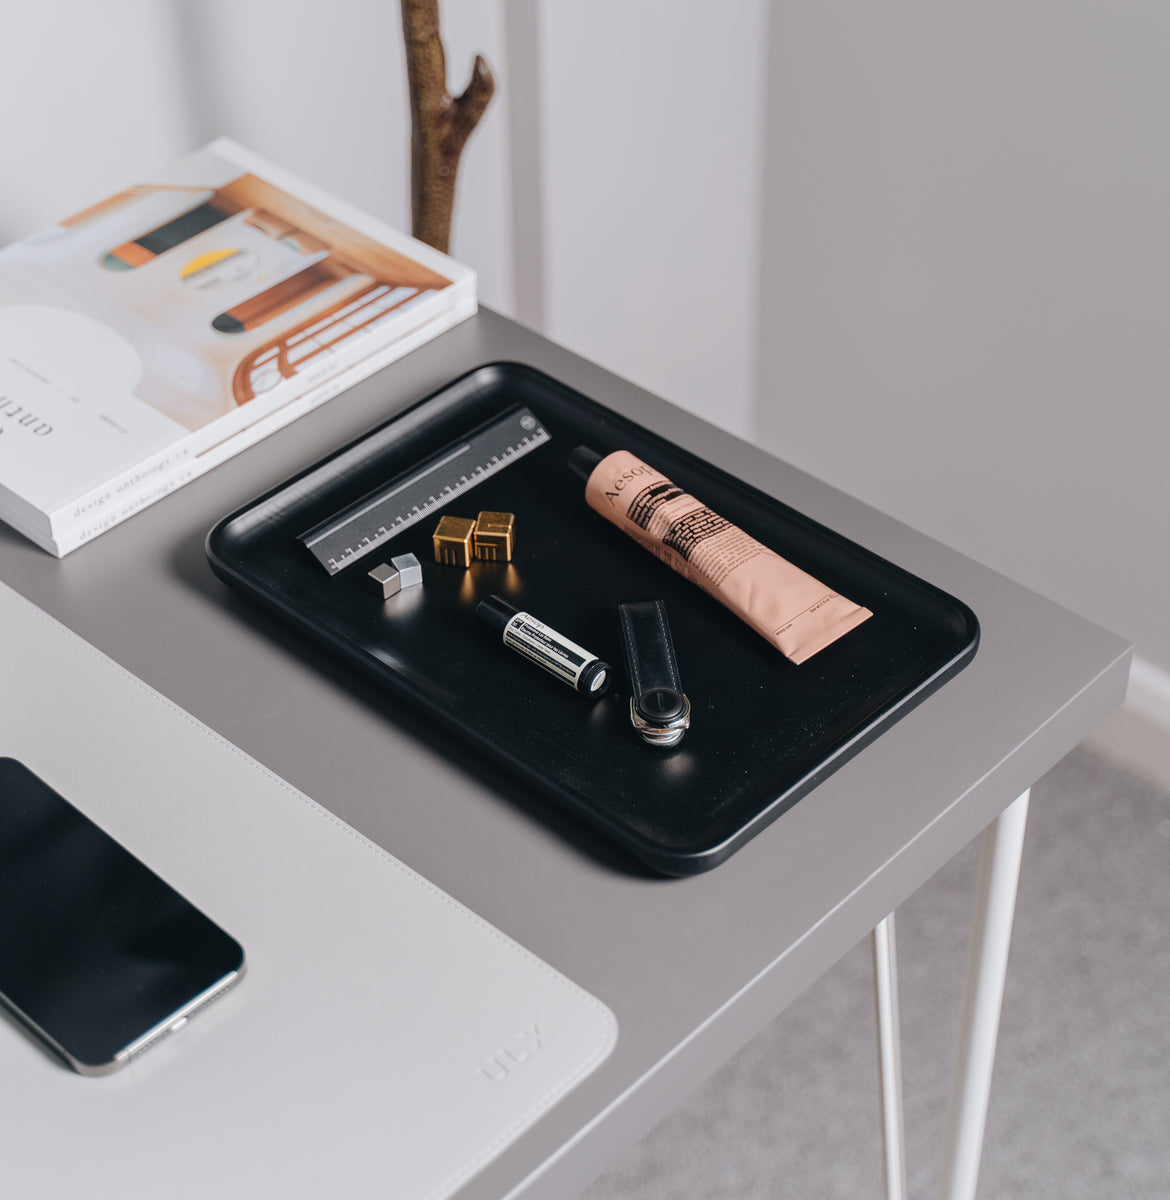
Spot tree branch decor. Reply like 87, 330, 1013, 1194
401, 0, 495, 255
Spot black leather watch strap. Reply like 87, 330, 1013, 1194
616, 600, 686, 724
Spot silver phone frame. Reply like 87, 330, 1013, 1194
0, 961, 245, 1076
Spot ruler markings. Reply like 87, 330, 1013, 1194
299, 407, 550, 574
303, 442, 472, 549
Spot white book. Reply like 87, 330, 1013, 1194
0, 138, 476, 555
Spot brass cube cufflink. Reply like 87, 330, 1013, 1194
473, 512, 514, 562
432, 515, 477, 567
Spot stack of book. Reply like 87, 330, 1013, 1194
0, 139, 476, 556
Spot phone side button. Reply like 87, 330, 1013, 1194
169, 1017, 189, 1034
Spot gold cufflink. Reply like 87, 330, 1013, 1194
432, 515, 477, 566
473, 511, 515, 562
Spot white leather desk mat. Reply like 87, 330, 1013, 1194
0, 583, 617, 1199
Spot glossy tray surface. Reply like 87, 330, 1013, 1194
207, 363, 978, 874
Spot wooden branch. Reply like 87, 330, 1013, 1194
401, 0, 495, 255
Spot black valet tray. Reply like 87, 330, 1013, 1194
206, 361, 978, 875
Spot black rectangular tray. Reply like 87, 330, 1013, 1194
207, 362, 978, 875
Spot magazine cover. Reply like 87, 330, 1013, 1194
0, 138, 476, 554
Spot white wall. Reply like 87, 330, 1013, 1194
2, 2, 1165, 680
754, 4, 1170, 672
176, 0, 513, 313
536, 1, 767, 437
0, 1, 192, 242
0, 1, 768, 432
0, 0, 513, 312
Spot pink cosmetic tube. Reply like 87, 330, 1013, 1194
570, 447, 872, 665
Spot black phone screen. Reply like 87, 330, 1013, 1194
0, 757, 244, 1073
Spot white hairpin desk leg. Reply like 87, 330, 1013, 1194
873, 912, 908, 1200
939, 788, 1031, 1200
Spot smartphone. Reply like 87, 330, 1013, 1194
0, 757, 244, 1075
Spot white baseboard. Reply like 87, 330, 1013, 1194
1083, 654, 1170, 791
1125, 656, 1170, 732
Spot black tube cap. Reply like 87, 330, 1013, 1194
568, 445, 604, 482
476, 595, 517, 633
578, 658, 612, 697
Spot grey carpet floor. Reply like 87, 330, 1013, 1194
580, 746, 1170, 1199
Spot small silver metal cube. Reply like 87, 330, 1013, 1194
369, 553, 423, 599
391, 553, 423, 589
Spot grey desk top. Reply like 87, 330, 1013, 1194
0, 310, 1130, 1199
